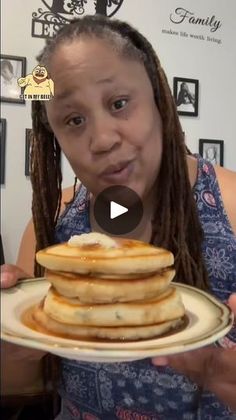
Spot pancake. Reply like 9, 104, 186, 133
34, 233, 185, 342
33, 303, 183, 341
44, 286, 185, 327
46, 268, 175, 303
36, 236, 174, 275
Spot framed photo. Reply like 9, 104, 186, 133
0, 119, 6, 185
25, 128, 33, 176
0, 54, 26, 104
173, 77, 199, 117
199, 139, 224, 167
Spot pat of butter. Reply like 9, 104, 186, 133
68, 233, 118, 248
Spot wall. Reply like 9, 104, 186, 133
1, 0, 236, 264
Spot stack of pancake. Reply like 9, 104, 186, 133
33, 233, 185, 341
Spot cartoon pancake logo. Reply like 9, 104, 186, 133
17, 65, 54, 100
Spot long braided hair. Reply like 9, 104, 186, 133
31, 15, 208, 289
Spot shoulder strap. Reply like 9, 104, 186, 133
194, 155, 234, 235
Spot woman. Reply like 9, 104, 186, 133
1, 59, 21, 99
1, 15, 236, 419
176, 82, 195, 112
204, 145, 218, 165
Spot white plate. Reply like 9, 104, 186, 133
1, 279, 234, 363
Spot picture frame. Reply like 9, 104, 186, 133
199, 139, 224, 167
25, 128, 32, 177
173, 77, 199, 117
0, 118, 6, 185
0, 234, 5, 265
0, 54, 26, 104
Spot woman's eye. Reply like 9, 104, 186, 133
111, 98, 128, 111
67, 116, 84, 127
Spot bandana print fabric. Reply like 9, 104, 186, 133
55, 156, 236, 420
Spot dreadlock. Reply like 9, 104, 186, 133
30, 101, 62, 276
31, 14, 208, 289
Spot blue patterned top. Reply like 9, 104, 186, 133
55, 156, 236, 420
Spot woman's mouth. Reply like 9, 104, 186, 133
100, 160, 134, 184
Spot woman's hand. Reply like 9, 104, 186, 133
152, 294, 236, 411
0, 264, 31, 288
1, 264, 46, 374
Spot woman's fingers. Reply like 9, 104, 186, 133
152, 293, 236, 373
152, 347, 219, 386
0, 264, 30, 288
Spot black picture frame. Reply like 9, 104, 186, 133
25, 128, 32, 177
0, 118, 6, 185
173, 77, 199, 117
0, 234, 5, 265
0, 54, 26, 104
199, 139, 224, 167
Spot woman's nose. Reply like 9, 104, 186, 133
89, 113, 121, 154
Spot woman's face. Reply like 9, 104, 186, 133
45, 38, 163, 199
206, 146, 216, 160
1, 65, 13, 81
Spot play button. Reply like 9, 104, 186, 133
93, 185, 143, 235
110, 201, 128, 219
